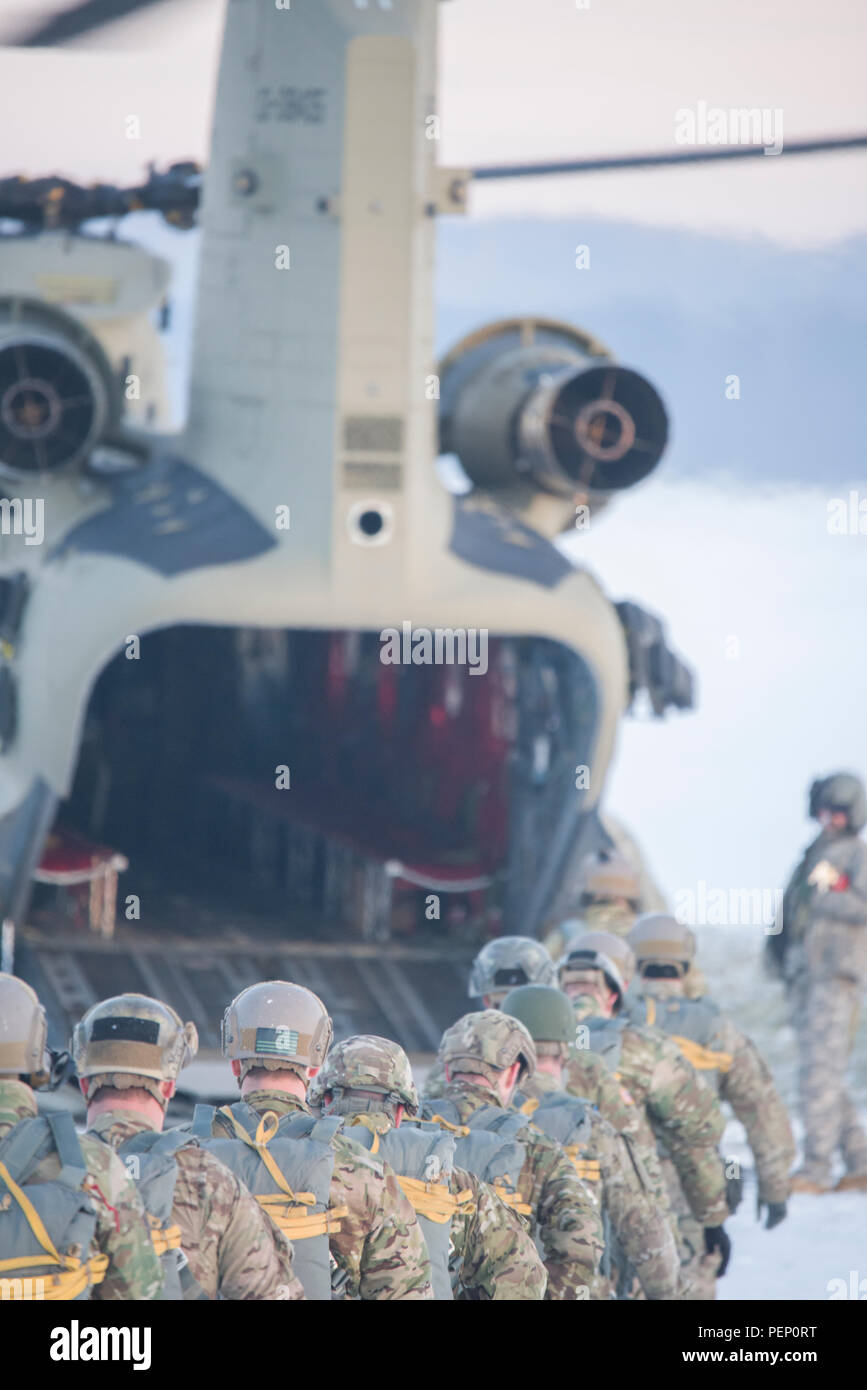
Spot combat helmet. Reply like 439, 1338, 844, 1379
574, 930, 636, 990
439, 1010, 537, 1086
312, 1034, 419, 1118
628, 913, 696, 978
73, 994, 198, 1105
808, 772, 867, 833
557, 939, 631, 1012
502, 984, 577, 1059
222, 980, 333, 1084
468, 936, 556, 1004
581, 853, 640, 904
0, 973, 51, 1086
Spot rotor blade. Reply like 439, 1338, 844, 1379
9, 0, 167, 47
471, 134, 867, 180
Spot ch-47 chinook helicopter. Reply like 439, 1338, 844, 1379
1, 0, 864, 1050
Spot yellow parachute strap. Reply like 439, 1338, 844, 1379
564, 1147, 602, 1181
396, 1176, 473, 1225
217, 1107, 317, 1205
0, 1159, 109, 1297
519, 1097, 540, 1117
255, 1194, 349, 1239
148, 1215, 183, 1255
645, 997, 657, 1027
492, 1184, 533, 1217
345, 1114, 385, 1154
670, 1036, 733, 1073
428, 1114, 470, 1137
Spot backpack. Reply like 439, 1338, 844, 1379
422, 1099, 531, 1217
113, 1128, 207, 1300
0, 1112, 104, 1301
338, 1117, 463, 1301
518, 1091, 600, 1185
191, 1101, 344, 1301
631, 995, 732, 1091
577, 1015, 626, 1077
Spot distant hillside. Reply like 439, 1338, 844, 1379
436, 219, 867, 488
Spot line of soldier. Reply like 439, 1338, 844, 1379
0, 899, 797, 1301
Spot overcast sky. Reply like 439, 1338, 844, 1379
0, 0, 865, 245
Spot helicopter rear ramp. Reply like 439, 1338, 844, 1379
14, 922, 472, 1060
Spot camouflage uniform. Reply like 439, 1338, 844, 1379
515, 1067, 679, 1299
0, 1079, 164, 1300
559, 942, 728, 1291
768, 774, 867, 1189
89, 1113, 304, 1300
202, 1091, 432, 1299
633, 982, 795, 1298
501, 984, 679, 1301
423, 1012, 604, 1299
312, 1035, 547, 1300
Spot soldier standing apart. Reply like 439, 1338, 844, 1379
187, 981, 433, 1299
501, 983, 680, 1300
627, 916, 795, 1296
422, 1011, 604, 1298
74, 993, 305, 1300
311, 1035, 547, 1299
0, 974, 163, 1301
766, 772, 867, 1192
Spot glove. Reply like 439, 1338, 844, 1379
703, 1225, 732, 1276
757, 1198, 787, 1230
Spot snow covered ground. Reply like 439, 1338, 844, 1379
695, 923, 867, 1300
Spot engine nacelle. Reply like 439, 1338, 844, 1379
0, 297, 119, 482
439, 317, 668, 520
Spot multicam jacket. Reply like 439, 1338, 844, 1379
89, 1111, 305, 1299
0, 1080, 163, 1300
202, 1090, 433, 1300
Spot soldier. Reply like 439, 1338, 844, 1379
74, 993, 305, 1300
0, 973, 163, 1301
501, 983, 680, 1300
187, 981, 433, 1299
310, 1034, 547, 1300
628, 915, 795, 1296
425, 935, 557, 1102
421, 1010, 604, 1299
557, 935, 733, 1296
766, 772, 867, 1193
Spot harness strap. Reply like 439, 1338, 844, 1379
428, 1114, 470, 1137
670, 1036, 733, 1073
191, 1103, 216, 1138
216, 1107, 317, 1205
519, 1097, 540, 1117
397, 1176, 473, 1225
0, 1158, 108, 1295
645, 997, 657, 1026
48, 1113, 87, 1189
148, 1217, 183, 1255
492, 1184, 532, 1217
0, 1117, 51, 1184
564, 1149, 601, 1181
255, 1195, 349, 1239
345, 1114, 384, 1153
